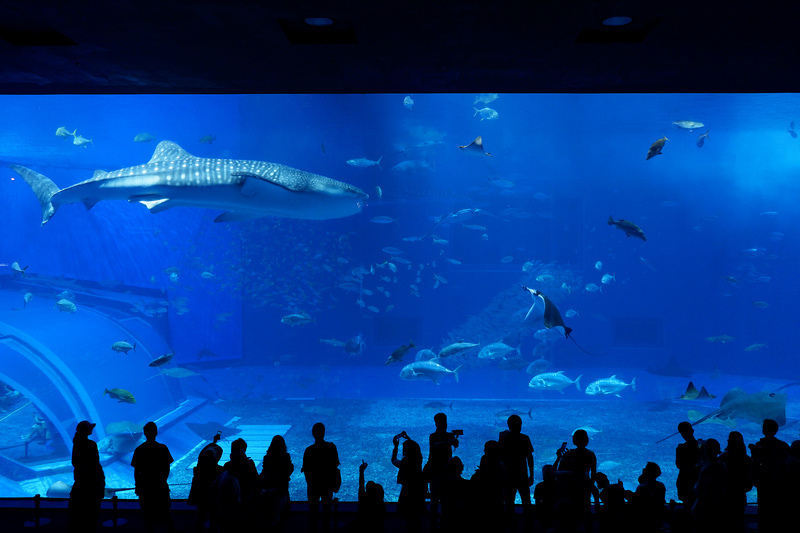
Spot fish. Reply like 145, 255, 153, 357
11, 262, 28, 276
196, 346, 219, 360
474, 93, 499, 105
601, 274, 615, 284
672, 120, 705, 131
473, 107, 499, 121
424, 401, 453, 411
526, 356, 550, 375
584, 375, 637, 397
522, 286, 600, 355
403, 96, 414, 110
744, 343, 767, 352
585, 283, 602, 293
705, 335, 734, 343
382, 246, 404, 255
495, 407, 532, 420
375, 186, 383, 199
199, 135, 216, 144
55, 299, 77, 312
103, 388, 136, 404
696, 130, 710, 148
319, 338, 346, 347
751, 301, 769, 308
565, 309, 579, 318
790, 125, 798, 138
281, 312, 313, 326
415, 348, 437, 361
73, 134, 93, 147
23, 292, 33, 308
370, 216, 395, 224
594, 261, 602, 270
608, 216, 646, 241
158, 367, 199, 378
346, 156, 382, 168
55, 126, 76, 139
646, 136, 668, 160
134, 132, 156, 143
98, 432, 141, 455
10, 141, 368, 224
344, 335, 365, 356
201, 271, 215, 279
385, 341, 416, 365
477, 342, 518, 360
111, 341, 136, 354
528, 371, 582, 393
458, 136, 492, 157
438, 341, 479, 358
148, 352, 174, 367
400, 361, 461, 383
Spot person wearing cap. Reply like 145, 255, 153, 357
131, 421, 175, 532
68, 420, 105, 532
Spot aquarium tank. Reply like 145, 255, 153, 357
0, 93, 796, 504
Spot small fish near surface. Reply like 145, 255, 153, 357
608, 216, 646, 241
148, 352, 174, 367
103, 388, 136, 404
585, 375, 637, 397
458, 136, 492, 157
10, 140, 368, 224
385, 341, 416, 365
55, 126, 76, 139
672, 120, 705, 132
646, 136, 668, 160
281, 312, 313, 326
403, 96, 414, 110
696, 130, 710, 148
111, 341, 136, 354
473, 107, 499, 121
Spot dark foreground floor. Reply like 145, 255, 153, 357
0, 498, 761, 533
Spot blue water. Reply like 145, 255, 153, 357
0, 93, 798, 501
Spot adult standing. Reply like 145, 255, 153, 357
131, 421, 175, 532
425, 412, 459, 527
498, 414, 534, 530
68, 420, 105, 533
302, 422, 340, 533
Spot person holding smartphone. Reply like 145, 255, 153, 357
392, 431, 426, 532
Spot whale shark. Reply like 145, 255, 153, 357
10, 140, 368, 224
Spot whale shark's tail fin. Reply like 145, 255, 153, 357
9, 164, 60, 225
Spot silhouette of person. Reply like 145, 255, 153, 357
533, 464, 558, 532
259, 434, 294, 528
627, 462, 665, 533
692, 439, 727, 533
593, 472, 626, 533
302, 422, 340, 533
750, 418, 791, 533
392, 432, 426, 533
440, 456, 469, 533
675, 421, 700, 511
425, 412, 459, 527
130, 421, 175, 532
188, 442, 224, 533
498, 414, 534, 530
217, 437, 259, 530
470, 440, 506, 531
356, 460, 385, 533
68, 420, 105, 533
719, 431, 752, 533
554, 429, 596, 528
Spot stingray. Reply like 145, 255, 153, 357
186, 421, 241, 440
458, 136, 492, 156
657, 387, 787, 443
522, 286, 601, 355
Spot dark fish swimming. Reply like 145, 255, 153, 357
696, 130, 710, 148
646, 136, 668, 160
522, 286, 601, 356
148, 352, 174, 367
608, 216, 646, 241
458, 136, 492, 157
344, 335, 366, 356
385, 341, 416, 365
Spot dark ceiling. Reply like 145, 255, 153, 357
1, 1, 799, 94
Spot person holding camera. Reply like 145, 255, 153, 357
425, 412, 460, 527
392, 431, 426, 533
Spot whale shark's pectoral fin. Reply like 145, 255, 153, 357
137, 198, 172, 213
82, 198, 101, 210
235, 172, 309, 193
214, 211, 263, 223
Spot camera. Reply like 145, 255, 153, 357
452, 429, 463, 436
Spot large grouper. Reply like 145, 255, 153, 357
10, 140, 368, 224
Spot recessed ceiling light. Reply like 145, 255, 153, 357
304, 18, 334, 27
602, 16, 632, 26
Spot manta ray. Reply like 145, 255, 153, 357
657, 387, 787, 443
522, 286, 601, 355
10, 140, 368, 225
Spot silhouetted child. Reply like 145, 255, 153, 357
593, 472, 626, 533
440, 456, 469, 533
302, 422, 340, 533
554, 429, 596, 529
534, 464, 558, 532
188, 437, 224, 532
68, 420, 105, 533
356, 460, 385, 533
392, 432, 426, 533
131, 421, 175, 532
